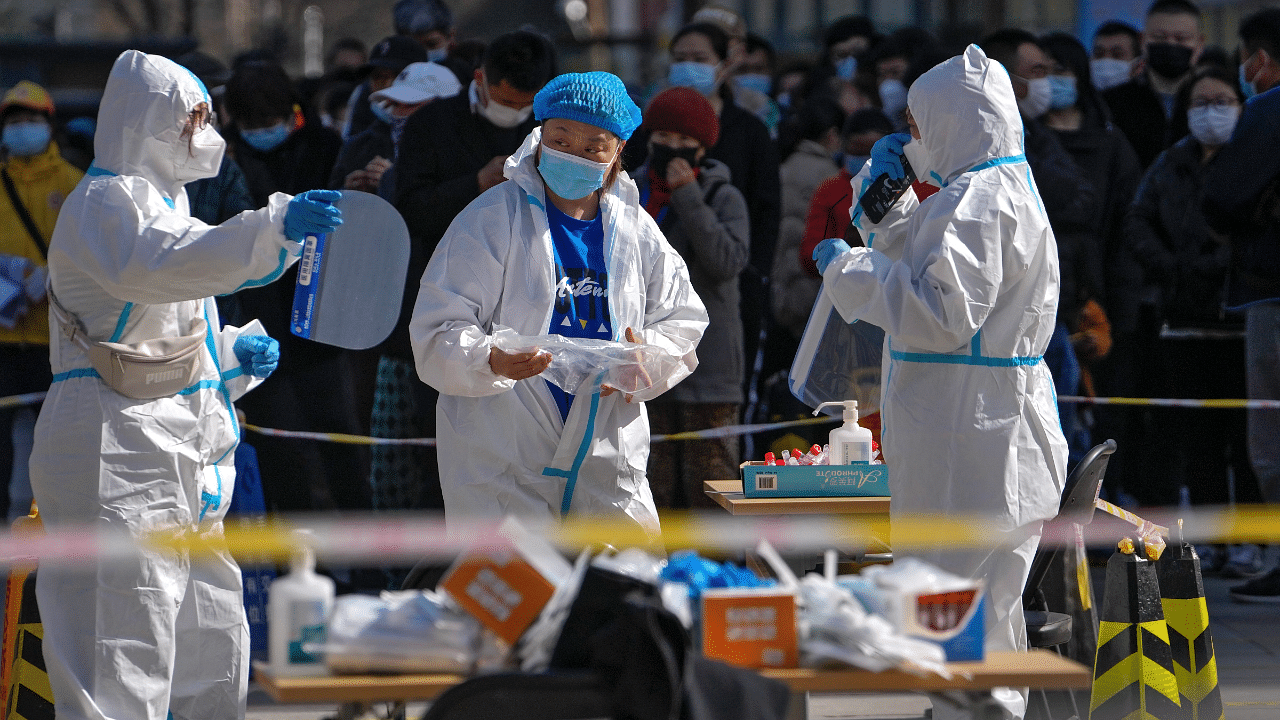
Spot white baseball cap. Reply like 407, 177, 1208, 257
370, 61, 461, 105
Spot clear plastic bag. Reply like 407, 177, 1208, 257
321, 590, 481, 674
789, 290, 883, 416
492, 326, 682, 393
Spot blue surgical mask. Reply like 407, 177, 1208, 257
734, 73, 772, 97
835, 56, 858, 81
878, 79, 908, 118
240, 122, 291, 152
844, 154, 869, 176
3, 122, 50, 157
538, 143, 614, 200
669, 61, 719, 95
1048, 75, 1078, 109
1240, 62, 1258, 100
370, 99, 395, 126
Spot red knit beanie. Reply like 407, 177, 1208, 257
642, 87, 720, 148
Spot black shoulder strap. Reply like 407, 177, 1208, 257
1, 168, 48, 258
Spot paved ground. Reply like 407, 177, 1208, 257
247, 558, 1280, 720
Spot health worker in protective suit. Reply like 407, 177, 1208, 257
812, 45, 1068, 720
410, 72, 707, 536
29, 50, 341, 720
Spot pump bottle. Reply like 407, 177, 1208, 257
268, 530, 335, 676
813, 400, 874, 464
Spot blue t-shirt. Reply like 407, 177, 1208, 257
545, 201, 612, 421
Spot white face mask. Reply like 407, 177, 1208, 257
1187, 104, 1240, 146
901, 136, 935, 186
174, 123, 226, 183
1017, 76, 1053, 119
474, 77, 533, 129
1090, 58, 1132, 91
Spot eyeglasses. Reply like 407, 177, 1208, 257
181, 105, 217, 139
1189, 97, 1239, 109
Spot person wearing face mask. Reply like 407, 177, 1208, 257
654, 21, 781, 432
0, 81, 82, 522
630, 87, 748, 510
1102, 0, 1206, 168
1090, 21, 1143, 92
28, 49, 341, 720
1122, 67, 1259, 545
221, 60, 373, 524
812, 45, 1067, 720
342, 35, 431, 142
1203, 7, 1280, 601
410, 72, 706, 534
330, 61, 460, 196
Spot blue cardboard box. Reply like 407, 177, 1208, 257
740, 461, 890, 498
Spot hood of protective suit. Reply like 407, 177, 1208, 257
95, 50, 226, 199
906, 45, 1023, 187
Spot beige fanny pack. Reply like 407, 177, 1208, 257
48, 284, 207, 399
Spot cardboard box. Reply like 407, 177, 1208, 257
701, 588, 798, 669
842, 576, 986, 661
438, 517, 571, 646
741, 461, 890, 498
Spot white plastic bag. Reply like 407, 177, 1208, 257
321, 590, 480, 674
789, 289, 883, 416
493, 326, 682, 394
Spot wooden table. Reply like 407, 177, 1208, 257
254, 650, 1091, 710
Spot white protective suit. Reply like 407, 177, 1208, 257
410, 127, 708, 536
824, 46, 1068, 719
29, 50, 300, 720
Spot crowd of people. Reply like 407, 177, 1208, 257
1, 0, 1279, 717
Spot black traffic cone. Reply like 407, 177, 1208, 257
1158, 542, 1224, 720
1089, 546, 1187, 719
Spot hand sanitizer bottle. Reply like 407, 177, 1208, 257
813, 400, 873, 464
268, 530, 335, 676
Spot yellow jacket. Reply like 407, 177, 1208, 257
1, 141, 83, 345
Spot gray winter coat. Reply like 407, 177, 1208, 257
633, 158, 750, 403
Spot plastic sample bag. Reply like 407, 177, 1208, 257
321, 590, 480, 674
493, 327, 683, 394
788, 290, 883, 416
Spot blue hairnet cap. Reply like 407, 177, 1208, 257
533, 72, 642, 140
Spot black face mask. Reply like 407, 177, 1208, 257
648, 144, 700, 179
1145, 42, 1194, 80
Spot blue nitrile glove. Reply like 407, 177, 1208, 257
234, 335, 280, 378
283, 189, 343, 243
869, 132, 912, 182
813, 237, 852, 275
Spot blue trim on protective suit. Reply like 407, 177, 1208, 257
542, 375, 606, 518
109, 303, 134, 342
233, 248, 290, 291
203, 302, 240, 460
200, 465, 223, 522
938, 154, 1027, 188
887, 331, 1043, 367
83, 163, 174, 208
51, 368, 102, 383
527, 194, 546, 211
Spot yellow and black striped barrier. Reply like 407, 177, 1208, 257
4, 574, 53, 720
1089, 544, 1186, 719
1159, 543, 1224, 720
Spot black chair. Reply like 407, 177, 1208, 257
1023, 438, 1116, 719
419, 671, 614, 720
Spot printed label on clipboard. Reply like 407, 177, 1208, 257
291, 233, 326, 338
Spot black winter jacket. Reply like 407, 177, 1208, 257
1125, 136, 1232, 328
